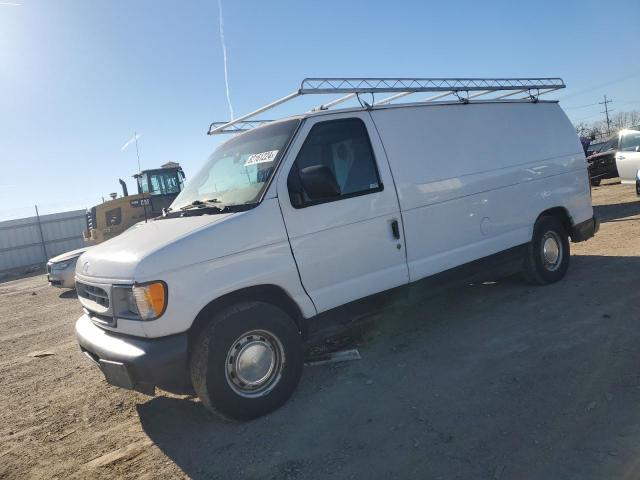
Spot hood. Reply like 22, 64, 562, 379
76, 199, 288, 282
77, 213, 235, 280
587, 150, 615, 162
48, 246, 91, 264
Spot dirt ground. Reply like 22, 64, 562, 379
1, 181, 640, 480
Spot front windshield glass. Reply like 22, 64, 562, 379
599, 135, 619, 153
171, 119, 300, 210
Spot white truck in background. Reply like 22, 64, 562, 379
73, 77, 598, 420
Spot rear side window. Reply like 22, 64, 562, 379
620, 131, 640, 152
287, 118, 382, 207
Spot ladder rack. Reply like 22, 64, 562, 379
208, 77, 565, 135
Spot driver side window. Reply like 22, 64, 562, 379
287, 118, 382, 208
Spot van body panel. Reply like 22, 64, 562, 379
370, 102, 585, 210
276, 112, 409, 313
369, 102, 593, 282
400, 169, 590, 281
76, 99, 596, 355
142, 236, 316, 337
76, 198, 316, 338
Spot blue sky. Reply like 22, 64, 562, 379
1, 0, 639, 220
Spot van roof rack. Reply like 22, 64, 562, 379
208, 77, 565, 135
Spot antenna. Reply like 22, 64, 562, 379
122, 131, 149, 223
133, 131, 142, 173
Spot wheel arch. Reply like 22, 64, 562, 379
188, 284, 308, 350
536, 206, 573, 235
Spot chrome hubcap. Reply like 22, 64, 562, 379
225, 330, 284, 398
541, 231, 562, 271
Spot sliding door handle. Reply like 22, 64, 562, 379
391, 219, 401, 239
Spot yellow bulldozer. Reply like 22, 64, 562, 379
83, 162, 185, 244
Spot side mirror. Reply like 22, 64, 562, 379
299, 165, 341, 201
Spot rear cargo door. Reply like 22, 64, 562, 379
276, 112, 409, 313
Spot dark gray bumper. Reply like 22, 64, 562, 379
571, 215, 599, 242
75, 315, 189, 395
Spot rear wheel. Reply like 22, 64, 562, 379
190, 301, 303, 420
522, 215, 570, 285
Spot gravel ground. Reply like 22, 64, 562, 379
1, 181, 639, 480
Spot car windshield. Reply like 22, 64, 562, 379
587, 142, 604, 154
598, 135, 619, 153
170, 119, 300, 210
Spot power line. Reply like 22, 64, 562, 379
564, 102, 598, 110
616, 100, 640, 107
558, 71, 640, 100
573, 111, 604, 122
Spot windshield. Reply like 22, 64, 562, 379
598, 135, 619, 153
171, 119, 300, 210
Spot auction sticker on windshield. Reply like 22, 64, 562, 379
244, 150, 278, 166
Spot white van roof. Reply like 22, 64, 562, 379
208, 77, 566, 135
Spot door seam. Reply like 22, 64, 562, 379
367, 111, 410, 271
275, 194, 318, 315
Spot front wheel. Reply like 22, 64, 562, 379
522, 215, 570, 285
190, 301, 303, 420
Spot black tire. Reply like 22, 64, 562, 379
522, 215, 570, 285
590, 177, 601, 186
190, 301, 303, 421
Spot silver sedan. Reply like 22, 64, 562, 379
47, 247, 89, 289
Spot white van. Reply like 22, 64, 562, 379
74, 78, 598, 420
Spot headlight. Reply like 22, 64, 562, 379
52, 255, 80, 270
132, 281, 167, 320
111, 285, 139, 320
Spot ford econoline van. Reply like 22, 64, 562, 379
75, 78, 598, 420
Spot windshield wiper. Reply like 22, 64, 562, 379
162, 199, 258, 218
218, 202, 258, 213
178, 199, 221, 211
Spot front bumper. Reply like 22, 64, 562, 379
47, 263, 76, 288
570, 215, 600, 242
75, 314, 189, 395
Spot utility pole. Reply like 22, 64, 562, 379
599, 95, 614, 135
34, 205, 48, 263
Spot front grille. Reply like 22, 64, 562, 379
77, 283, 110, 309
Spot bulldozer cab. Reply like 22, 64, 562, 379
84, 163, 185, 244
134, 162, 185, 214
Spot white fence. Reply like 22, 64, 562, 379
0, 209, 87, 274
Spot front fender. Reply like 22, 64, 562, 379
141, 241, 316, 338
